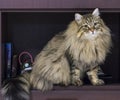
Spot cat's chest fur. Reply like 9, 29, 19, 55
68, 38, 106, 67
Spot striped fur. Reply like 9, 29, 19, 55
2, 73, 30, 100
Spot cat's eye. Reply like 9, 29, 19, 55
94, 22, 99, 26
83, 24, 88, 28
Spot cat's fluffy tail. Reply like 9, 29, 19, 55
1, 73, 30, 100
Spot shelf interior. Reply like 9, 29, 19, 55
1, 12, 120, 84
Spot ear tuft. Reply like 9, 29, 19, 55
75, 13, 82, 24
92, 8, 100, 17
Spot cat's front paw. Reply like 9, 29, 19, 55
91, 79, 105, 86
71, 79, 83, 86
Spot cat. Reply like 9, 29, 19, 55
2, 8, 112, 100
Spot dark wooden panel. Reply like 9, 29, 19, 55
52, 85, 120, 90
0, 0, 120, 10
31, 90, 120, 100
1, 85, 120, 100
0, 12, 2, 88
0, 88, 119, 100
0, 93, 4, 100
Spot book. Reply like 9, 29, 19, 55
5, 43, 12, 79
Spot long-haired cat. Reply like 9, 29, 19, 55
2, 8, 112, 100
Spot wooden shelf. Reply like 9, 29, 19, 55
0, 0, 120, 100
0, 0, 120, 11
52, 84, 120, 91
31, 85, 120, 100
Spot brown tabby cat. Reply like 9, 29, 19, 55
2, 8, 112, 100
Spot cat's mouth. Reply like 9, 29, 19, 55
84, 30, 98, 40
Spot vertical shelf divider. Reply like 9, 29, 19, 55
0, 11, 2, 88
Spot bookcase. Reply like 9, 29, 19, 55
0, 0, 120, 100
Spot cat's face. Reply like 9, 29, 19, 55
75, 8, 108, 40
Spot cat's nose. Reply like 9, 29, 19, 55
90, 28, 94, 34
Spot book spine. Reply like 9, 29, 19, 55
5, 43, 12, 79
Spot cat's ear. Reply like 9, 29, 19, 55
92, 8, 100, 17
75, 13, 83, 24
